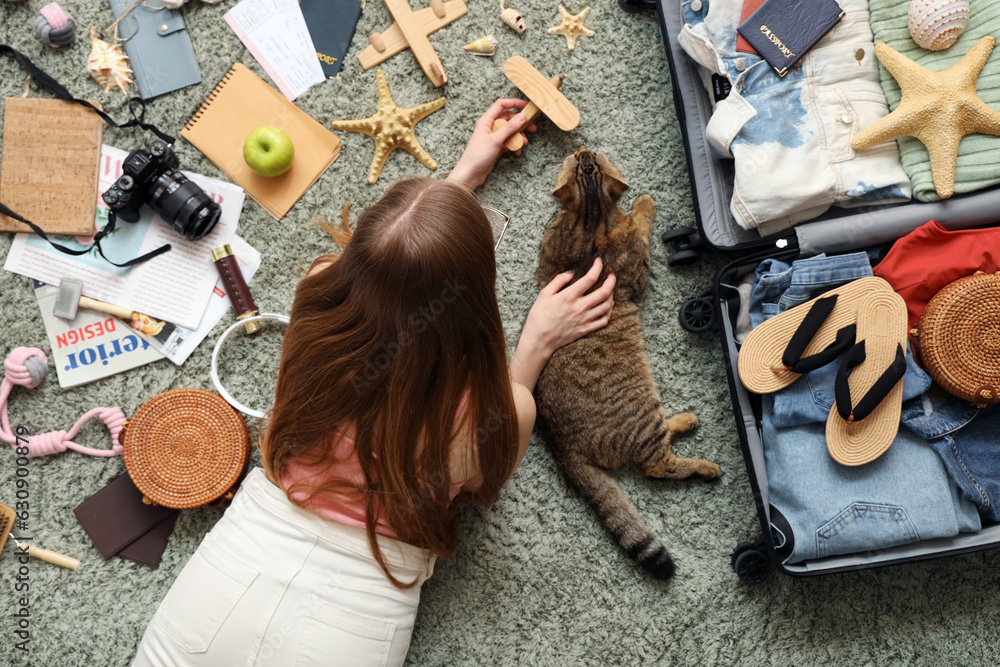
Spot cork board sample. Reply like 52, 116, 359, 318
0, 98, 104, 235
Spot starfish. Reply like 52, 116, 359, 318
547, 5, 594, 51
852, 36, 1000, 199
330, 70, 445, 184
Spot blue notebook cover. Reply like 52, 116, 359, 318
737, 0, 845, 76
107, 0, 201, 99
301, 0, 364, 78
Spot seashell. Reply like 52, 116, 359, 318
464, 35, 499, 56
908, 0, 970, 51
161, 0, 189, 8
34, 3, 76, 48
500, 0, 526, 34
88, 27, 133, 96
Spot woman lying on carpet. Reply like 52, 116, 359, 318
132, 99, 617, 667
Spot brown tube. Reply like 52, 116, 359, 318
211, 245, 260, 335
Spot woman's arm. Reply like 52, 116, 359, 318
505, 257, 616, 470
509, 257, 616, 391
447, 99, 537, 190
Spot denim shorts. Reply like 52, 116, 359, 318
749, 253, 981, 564
902, 397, 1000, 522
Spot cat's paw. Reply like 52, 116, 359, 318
697, 461, 722, 480
667, 413, 699, 433
632, 194, 656, 219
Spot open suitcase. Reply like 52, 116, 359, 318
653, 0, 1000, 582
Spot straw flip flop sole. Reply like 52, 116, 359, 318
826, 290, 908, 466
738, 276, 895, 394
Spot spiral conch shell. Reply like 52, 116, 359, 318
88, 27, 133, 96
908, 0, 970, 51
464, 35, 499, 56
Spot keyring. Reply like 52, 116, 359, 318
211, 313, 289, 418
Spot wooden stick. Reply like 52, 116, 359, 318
78, 296, 133, 320
492, 75, 564, 152
23, 544, 80, 570
383, 0, 448, 86
358, 1, 468, 71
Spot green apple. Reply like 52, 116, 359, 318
243, 126, 295, 177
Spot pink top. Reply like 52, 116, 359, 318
280, 393, 479, 539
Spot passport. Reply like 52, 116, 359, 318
735, 0, 767, 55
737, 0, 845, 77
301, 0, 364, 78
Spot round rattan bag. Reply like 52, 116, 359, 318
915, 271, 1000, 407
122, 388, 250, 508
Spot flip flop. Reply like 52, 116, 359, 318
826, 290, 908, 466
738, 277, 895, 394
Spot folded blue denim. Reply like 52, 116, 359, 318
749, 253, 981, 564
901, 398, 1000, 522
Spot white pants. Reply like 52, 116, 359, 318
133, 467, 436, 667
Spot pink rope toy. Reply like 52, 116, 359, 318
1, 347, 125, 458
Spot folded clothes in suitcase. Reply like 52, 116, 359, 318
654, 0, 1000, 580
656, 0, 1000, 257
715, 241, 1000, 580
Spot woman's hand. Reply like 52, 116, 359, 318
447, 99, 538, 190
510, 257, 616, 390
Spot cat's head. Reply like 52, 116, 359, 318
552, 148, 629, 207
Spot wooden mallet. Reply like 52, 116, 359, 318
492, 56, 580, 152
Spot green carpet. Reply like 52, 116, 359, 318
3, 1, 1000, 665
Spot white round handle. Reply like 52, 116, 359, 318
210, 313, 290, 419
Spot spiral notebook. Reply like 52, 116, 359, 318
181, 63, 340, 220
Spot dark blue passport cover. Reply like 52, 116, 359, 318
301, 0, 364, 78
737, 0, 845, 76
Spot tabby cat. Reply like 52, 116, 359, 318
534, 148, 722, 580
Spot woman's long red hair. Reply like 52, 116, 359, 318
262, 178, 519, 586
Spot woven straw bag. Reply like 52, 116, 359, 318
915, 271, 1000, 407
121, 388, 250, 508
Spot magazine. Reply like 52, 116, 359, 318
33, 280, 165, 388
4, 144, 245, 330
124, 235, 262, 365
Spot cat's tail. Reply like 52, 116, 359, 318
560, 457, 675, 579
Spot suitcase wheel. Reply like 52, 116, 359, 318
618, 0, 657, 12
678, 293, 715, 333
731, 541, 771, 585
662, 227, 703, 266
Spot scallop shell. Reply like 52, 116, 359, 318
87, 27, 133, 96
908, 0, 970, 51
463, 35, 499, 56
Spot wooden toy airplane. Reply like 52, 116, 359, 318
357, 0, 468, 88
492, 56, 580, 151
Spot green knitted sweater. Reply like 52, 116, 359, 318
869, 0, 1000, 202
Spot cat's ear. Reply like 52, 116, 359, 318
597, 153, 629, 200
552, 154, 578, 203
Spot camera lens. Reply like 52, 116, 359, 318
146, 169, 222, 241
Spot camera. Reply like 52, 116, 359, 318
102, 140, 222, 241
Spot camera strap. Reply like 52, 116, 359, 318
0, 44, 173, 267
